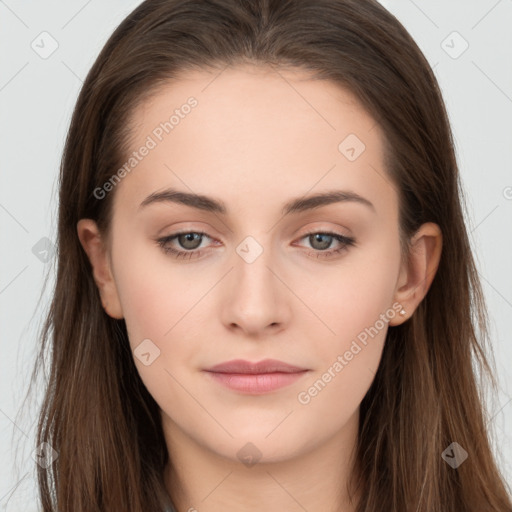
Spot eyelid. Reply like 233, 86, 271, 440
156, 226, 356, 262
293, 229, 356, 255
157, 226, 352, 245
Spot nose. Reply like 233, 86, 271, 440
220, 239, 291, 337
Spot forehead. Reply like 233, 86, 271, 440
129, 64, 375, 146
114, 64, 396, 221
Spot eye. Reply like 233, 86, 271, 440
296, 231, 356, 259
156, 230, 214, 260
156, 230, 356, 260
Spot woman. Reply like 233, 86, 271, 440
32, 0, 512, 510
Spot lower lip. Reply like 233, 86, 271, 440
204, 371, 308, 394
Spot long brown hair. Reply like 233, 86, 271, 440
30, 0, 512, 510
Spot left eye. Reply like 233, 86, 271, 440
295, 231, 356, 258
156, 230, 356, 260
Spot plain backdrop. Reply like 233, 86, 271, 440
1, 0, 511, 509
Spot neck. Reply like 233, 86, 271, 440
162, 409, 361, 512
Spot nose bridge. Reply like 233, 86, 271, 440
222, 232, 288, 333
233, 233, 278, 302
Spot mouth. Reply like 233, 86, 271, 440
202, 359, 310, 394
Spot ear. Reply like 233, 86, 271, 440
389, 222, 442, 326
76, 219, 124, 319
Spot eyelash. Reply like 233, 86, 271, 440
156, 229, 356, 261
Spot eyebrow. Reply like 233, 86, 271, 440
138, 187, 376, 216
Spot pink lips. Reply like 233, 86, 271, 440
203, 358, 309, 394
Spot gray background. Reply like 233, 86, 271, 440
1, 0, 511, 509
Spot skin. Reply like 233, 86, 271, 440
77, 64, 442, 512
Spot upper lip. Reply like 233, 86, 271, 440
204, 359, 308, 374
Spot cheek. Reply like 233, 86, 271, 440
298, 240, 400, 353
291, 239, 400, 415
113, 239, 206, 347
112, 245, 208, 403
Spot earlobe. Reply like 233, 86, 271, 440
389, 222, 442, 326
76, 219, 124, 319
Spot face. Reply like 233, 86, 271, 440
89, 65, 408, 463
